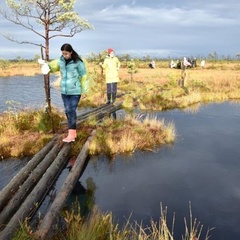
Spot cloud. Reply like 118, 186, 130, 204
89, 4, 238, 27
0, 0, 240, 59
82, 2, 240, 57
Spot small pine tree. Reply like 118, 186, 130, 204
127, 59, 138, 81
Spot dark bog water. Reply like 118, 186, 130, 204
0, 75, 63, 112
78, 102, 240, 240
1, 76, 240, 239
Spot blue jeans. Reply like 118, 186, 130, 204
107, 82, 117, 94
61, 94, 81, 129
106, 83, 117, 103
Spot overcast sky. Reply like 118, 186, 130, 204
0, 0, 239, 60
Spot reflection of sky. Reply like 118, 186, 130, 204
0, 158, 28, 190
81, 102, 240, 240
0, 0, 240, 59
0, 76, 63, 112
1, 85, 240, 239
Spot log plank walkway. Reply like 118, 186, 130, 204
0, 103, 122, 240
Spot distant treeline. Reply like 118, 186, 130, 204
1, 52, 240, 63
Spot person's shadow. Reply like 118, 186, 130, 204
64, 157, 96, 218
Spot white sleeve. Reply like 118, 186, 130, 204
41, 63, 50, 74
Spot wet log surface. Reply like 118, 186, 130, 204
35, 130, 96, 240
0, 144, 71, 240
0, 103, 123, 240
0, 135, 60, 212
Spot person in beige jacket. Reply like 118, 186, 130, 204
100, 48, 121, 104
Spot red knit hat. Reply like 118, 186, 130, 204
108, 48, 114, 55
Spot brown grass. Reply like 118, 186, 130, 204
2, 60, 240, 93
0, 107, 65, 159
118, 63, 240, 87
0, 131, 52, 159
0, 62, 41, 77
1, 60, 240, 158
14, 203, 212, 240
2, 60, 240, 113
87, 114, 175, 157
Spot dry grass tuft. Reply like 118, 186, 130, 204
13, 203, 212, 240
88, 114, 175, 157
0, 105, 64, 159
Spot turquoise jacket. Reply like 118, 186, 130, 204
48, 56, 87, 95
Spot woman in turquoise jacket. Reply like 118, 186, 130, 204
46, 43, 87, 142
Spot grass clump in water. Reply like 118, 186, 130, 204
13, 203, 213, 240
0, 101, 65, 159
88, 114, 176, 156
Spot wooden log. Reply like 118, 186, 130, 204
0, 143, 71, 240
89, 103, 122, 120
78, 103, 118, 118
0, 135, 60, 213
35, 130, 96, 240
76, 103, 122, 127
88, 103, 123, 122
61, 104, 111, 125
0, 103, 122, 239
63, 103, 122, 126
77, 104, 112, 119
0, 142, 62, 229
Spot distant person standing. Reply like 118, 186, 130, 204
192, 58, 197, 68
170, 60, 176, 69
100, 48, 121, 104
149, 60, 155, 69
183, 57, 191, 69
176, 60, 182, 69
181, 57, 191, 87
201, 59, 205, 69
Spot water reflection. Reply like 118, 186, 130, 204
64, 157, 96, 217
64, 177, 96, 218
0, 158, 29, 191
79, 102, 240, 240
1, 76, 240, 239
0, 75, 63, 112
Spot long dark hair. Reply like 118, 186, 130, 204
60, 43, 83, 63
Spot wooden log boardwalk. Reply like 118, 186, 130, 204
0, 103, 122, 240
